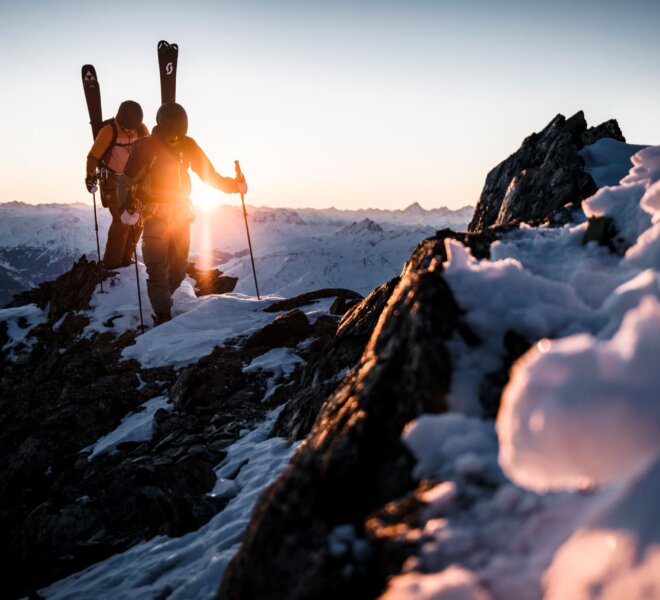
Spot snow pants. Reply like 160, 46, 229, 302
141, 201, 192, 316
101, 175, 143, 268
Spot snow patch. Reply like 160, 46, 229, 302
84, 396, 173, 461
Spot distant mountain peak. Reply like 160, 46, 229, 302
403, 202, 425, 214
337, 218, 384, 235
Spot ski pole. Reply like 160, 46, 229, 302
131, 225, 145, 331
234, 160, 260, 300
91, 188, 104, 293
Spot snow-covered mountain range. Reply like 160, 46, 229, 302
0, 201, 472, 305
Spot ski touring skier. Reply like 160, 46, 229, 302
85, 101, 149, 268
117, 102, 248, 326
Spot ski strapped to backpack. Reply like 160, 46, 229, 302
81, 64, 105, 292
158, 40, 179, 104
81, 65, 103, 140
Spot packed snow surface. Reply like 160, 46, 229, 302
383, 140, 660, 599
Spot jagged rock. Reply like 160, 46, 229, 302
468, 111, 625, 232
582, 119, 625, 147
336, 278, 400, 338
264, 289, 363, 313
219, 239, 464, 600
329, 293, 360, 316
7, 255, 105, 322
243, 310, 312, 350
273, 278, 401, 442
185, 263, 238, 296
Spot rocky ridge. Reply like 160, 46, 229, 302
217, 112, 626, 599
0, 111, 627, 599
0, 259, 381, 598
468, 111, 624, 232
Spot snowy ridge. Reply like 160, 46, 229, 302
382, 140, 660, 599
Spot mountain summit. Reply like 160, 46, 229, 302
402, 201, 425, 214
337, 218, 384, 235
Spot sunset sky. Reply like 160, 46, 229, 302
0, 0, 659, 211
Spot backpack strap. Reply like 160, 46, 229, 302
98, 119, 118, 167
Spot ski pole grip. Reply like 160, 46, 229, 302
234, 160, 245, 183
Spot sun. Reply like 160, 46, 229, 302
191, 180, 221, 213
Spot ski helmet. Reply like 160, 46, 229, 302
116, 100, 143, 130
156, 102, 188, 137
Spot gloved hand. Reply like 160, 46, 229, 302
120, 210, 140, 226
235, 178, 248, 195
85, 174, 98, 194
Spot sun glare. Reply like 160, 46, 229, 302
191, 182, 221, 213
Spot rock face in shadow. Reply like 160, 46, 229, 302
218, 238, 469, 600
468, 111, 625, 232
0, 269, 382, 598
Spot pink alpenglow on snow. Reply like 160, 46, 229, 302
498, 295, 660, 492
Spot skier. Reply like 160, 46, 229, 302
117, 102, 247, 325
85, 100, 149, 268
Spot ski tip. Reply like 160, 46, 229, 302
81, 65, 98, 86
158, 40, 178, 51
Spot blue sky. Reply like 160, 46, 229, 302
0, 0, 659, 210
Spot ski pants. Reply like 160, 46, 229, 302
141, 201, 192, 316
101, 175, 143, 268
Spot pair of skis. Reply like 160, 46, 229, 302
82, 40, 178, 139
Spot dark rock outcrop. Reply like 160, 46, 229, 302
468, 111, 625, 232
272, 277, 400, 442
6, 255, 104, 322
185, 263, 238, 296
264, 288, 363, 313
218, 238, 468, 600
243, 310, 313, 350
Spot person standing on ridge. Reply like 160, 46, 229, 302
117, 102, 248, 326
85, 100, 149, 268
